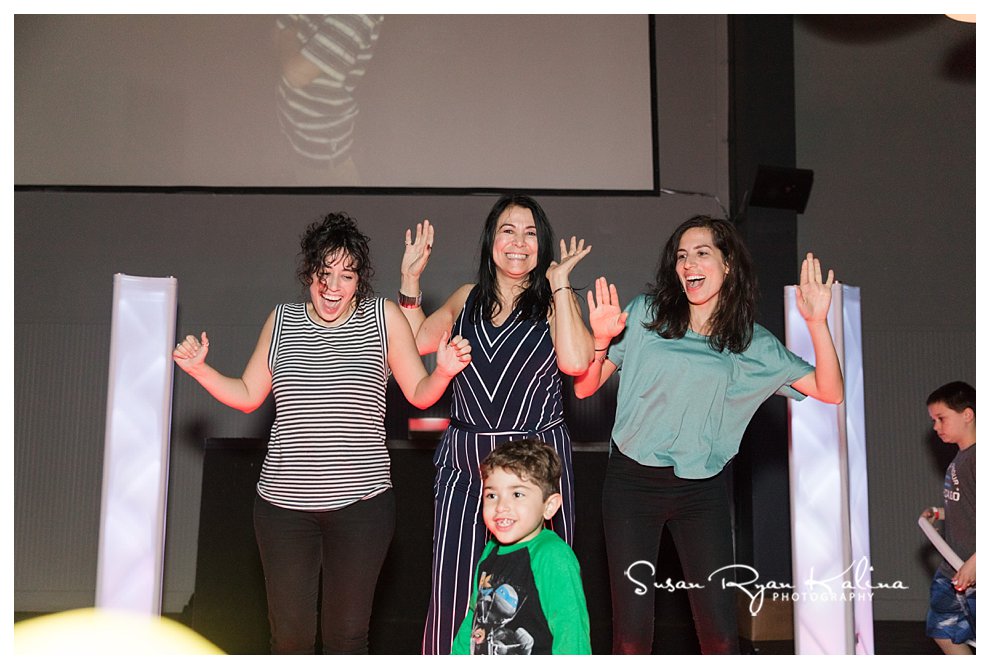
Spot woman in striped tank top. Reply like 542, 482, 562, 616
398, 195, 596, 654
173, 213, 472, 654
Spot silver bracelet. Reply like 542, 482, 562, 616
398, 291, 422, 309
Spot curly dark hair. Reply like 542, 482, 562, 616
297, 212, 375, 302
927, 381, 975, 414
645, 215, 758, 354
480, 438, 561, 500
473, 194, 556, 324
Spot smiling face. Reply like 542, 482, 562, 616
482, 466, 561, 545
928, 401, 975, 448
491, 205, 539, 283
675, 226, 730, 312
308, 251, 358, 326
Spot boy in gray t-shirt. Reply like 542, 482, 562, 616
922, 381, 976, 654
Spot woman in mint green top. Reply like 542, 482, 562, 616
575, 215, 844, 654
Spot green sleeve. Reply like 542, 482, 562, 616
450, 608, 472, 654
450, 541, 496, 655
533, 533, 592, 654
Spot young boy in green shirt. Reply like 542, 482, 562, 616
451, 439, 592, 654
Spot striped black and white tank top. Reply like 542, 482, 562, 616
257, 298, 391, 511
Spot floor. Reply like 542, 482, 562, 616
740, 621, 944, 655
14, 612, 950, 654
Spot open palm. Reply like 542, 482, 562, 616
586, 277, 628, 340
795, 252, 834, 322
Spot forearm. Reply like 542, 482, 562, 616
401, 272, 457, 354
413, 296, 464, 357
184, 364, 268, 413
573, 353, 610, 398
573, 330, 615, 399
406, 369, 456, 410
551, 291, 594, 375
399, 275, 432, 340
807, 320, 843, 404
275, 27, 321, 88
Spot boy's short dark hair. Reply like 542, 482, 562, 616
926, 381, 976, 414
480, 439, 561, 500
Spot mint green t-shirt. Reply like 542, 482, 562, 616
607, 293, 814, 479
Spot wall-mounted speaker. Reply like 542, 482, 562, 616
749, 165, 814, 214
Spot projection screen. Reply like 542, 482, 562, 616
15, 14, 656, 192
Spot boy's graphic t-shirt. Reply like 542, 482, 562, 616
452, 529, 591, 655
939, 444, 976, 578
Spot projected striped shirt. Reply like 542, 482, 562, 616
276, 15, 384, 165
257, 299, 391, 511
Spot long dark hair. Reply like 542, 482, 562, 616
297, 212, 375, 302
473, 194, 556, 324
645, 215, 757, 354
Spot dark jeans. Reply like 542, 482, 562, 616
253, 490, 395, 654
603, 448, 739, 654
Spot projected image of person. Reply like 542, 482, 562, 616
397, 195, 595, 654
575, 215, 844, 654
274, 15, 384, 186
172, 213, 471, 654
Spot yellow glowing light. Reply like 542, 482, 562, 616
14, 608, 224, 655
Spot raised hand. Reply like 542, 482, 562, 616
401, 219, 434, 281
173, 332, 210, 374
435, 331, 472, 378
546, 236, 592, 290
586, 277, 628, 341
795, 252, 835, 323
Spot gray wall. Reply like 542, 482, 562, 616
14, 15, 729, 613
793, 16, 975, 620
14, 14, 975, 628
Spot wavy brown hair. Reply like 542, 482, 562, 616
645, 215, 757, 354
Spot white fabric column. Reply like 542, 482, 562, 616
95, 274, 178, 615
785, 284, 873, 654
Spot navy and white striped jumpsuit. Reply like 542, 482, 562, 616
422, 286, 576, 655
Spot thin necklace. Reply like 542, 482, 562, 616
311, 299, 356, 328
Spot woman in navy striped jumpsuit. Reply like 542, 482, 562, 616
398, 195, 595, 654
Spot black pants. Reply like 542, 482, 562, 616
602, 448, 739, 654
253, 490, 395, 654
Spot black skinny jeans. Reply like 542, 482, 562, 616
253, 490, 395, 654
603, 448, 739, 654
